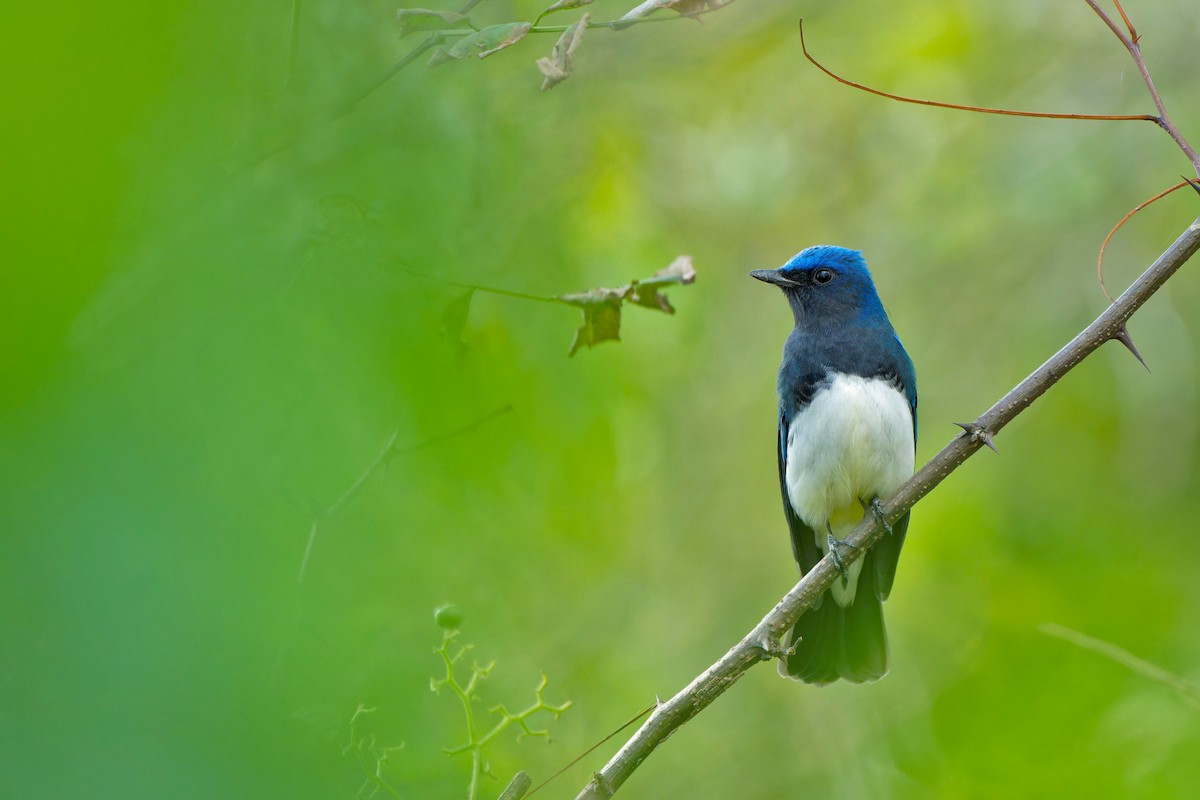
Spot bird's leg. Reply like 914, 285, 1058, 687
861, 496, 893, 536
825, 524, 851, 588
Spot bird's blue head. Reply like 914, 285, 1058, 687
749, 245, 886, 326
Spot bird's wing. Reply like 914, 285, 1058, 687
777, 408, 822, 575
871, 509, 908, 601
870, 359, 916, 601
891, 332, 918, 440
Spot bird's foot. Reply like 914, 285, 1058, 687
861, 496, 893, 536
756, 633, 797, 663
826, 532, 854, 588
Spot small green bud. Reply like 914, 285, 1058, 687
434, 604, 464, 630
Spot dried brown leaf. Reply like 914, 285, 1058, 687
560, 289, 624, 356
628, 255, 696, 313
558, 256, 696, 355
615, 0, 724, 29
536, 13, 589, 91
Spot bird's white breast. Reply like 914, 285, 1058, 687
785, 373, 914, 601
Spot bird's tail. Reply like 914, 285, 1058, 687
778, 554, 888, 685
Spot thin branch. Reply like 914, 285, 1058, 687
256, 35, 442, 165
1082, 0, 1200, 176
1111, 0, 1139, 43
1085, 0, 1134, 44
1039, 623, 1200, 711
576, 215, 1200, 799
399, 265, 562, 304
285, 0, 303, 88
297, 405, 513, 583
1097, 179, 1192, 301
526, 702, 657, 797
797, 19, 1157, 123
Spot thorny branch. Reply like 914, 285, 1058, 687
576, 217, 1200, 799
574, 5, 1200, 797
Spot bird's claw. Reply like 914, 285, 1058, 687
826, 533, 852, 587
756, 635, 797, 662
861, 496, 893, 536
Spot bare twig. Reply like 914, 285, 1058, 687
1039, 623, 1200, 711
575, 216, 1200, 797
297, 405, 512, 583
256, 34, 442, 165
526, 702, 656, 797
1082, 0, 1200, 176
797, 19, 1157, 123
1098, 179, 1193, 302
285, 0, 303, 88
1111, 0, 1139, 42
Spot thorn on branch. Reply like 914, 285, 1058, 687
589, 772, 615, 798
954, 422, 998, 453
1111, 325, 1150, 372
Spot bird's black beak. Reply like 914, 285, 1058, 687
749, 268, 791, 287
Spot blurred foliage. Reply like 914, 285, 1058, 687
430, 617, 570, 800
344, 703, 406, 799
3, 1, 1200, 798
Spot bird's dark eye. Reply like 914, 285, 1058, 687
812, 268, 835, 285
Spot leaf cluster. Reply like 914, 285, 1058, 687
398, 0, 733, 90
558, 255, 696, 356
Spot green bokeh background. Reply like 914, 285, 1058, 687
4, 2, 1200, 797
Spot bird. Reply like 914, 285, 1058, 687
750, 245, 917, 685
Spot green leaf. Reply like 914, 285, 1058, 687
474, 22, 533, 59
428, 22, 532, 67
395, 8, 468, 37
426, 45, 458, 68
427, 32, 479, 67
497, 771, 532, 800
